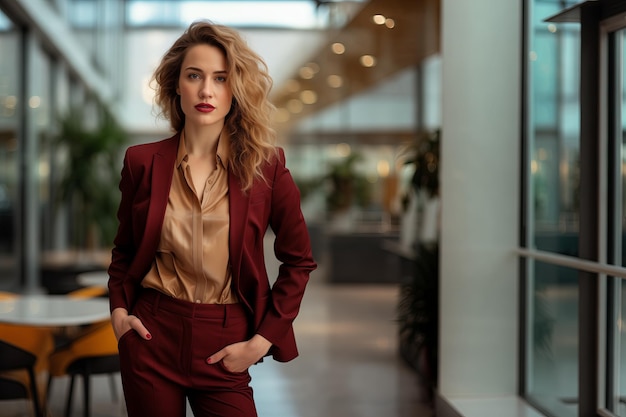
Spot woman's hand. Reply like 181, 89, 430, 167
206, 334, 272, 373
111, 307, 152, 341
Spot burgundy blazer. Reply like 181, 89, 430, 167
107, 133, 317, 362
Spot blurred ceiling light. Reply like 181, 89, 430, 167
372, 14, 386, 25
385, 18, 395, 28
327, 74, 343, 88
547, 23, 557, 33
4, 95, 17, 109
287, 99, 303, 113
360, 55, 376, 67
300, 90, 318, 104
331, 42, 346, 54
306, 62, 320, 74
377, 160, 390, 177
28, 96, 41, 109
335, 143, 351, 157
39, 160, 50, 177
299, 66, 315, 79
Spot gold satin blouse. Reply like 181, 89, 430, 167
141, 132, 237, 304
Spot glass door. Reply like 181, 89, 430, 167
606, 23, 626, 417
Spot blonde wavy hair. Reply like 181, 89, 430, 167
152, 20, 277, 191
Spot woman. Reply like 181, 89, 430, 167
107, 20, 316, 417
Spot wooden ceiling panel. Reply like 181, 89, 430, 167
271, 0, 440, 132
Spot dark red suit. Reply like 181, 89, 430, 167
108, 133, 317, 362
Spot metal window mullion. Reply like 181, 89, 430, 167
579, 2, 602, 416
602, 23, 624, 416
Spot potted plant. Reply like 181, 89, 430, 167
53, 103, 127, 249
398, 242, 438, 390
396, 129, 440, 393
295, 151, 372, 231
324, 152, 371, 214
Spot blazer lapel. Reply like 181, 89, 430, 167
140, 136, 179, 261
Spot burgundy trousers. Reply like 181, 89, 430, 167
118, 289, 257, 417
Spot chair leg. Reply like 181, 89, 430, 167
65, 375, 75, 417
26, 367, 43, 417
45, 375, 54, 416
82, 371, 90, 417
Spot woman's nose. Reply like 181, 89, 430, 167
199, 81, 213, 98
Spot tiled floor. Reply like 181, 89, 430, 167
3, 266, 434, 417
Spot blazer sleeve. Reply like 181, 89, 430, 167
255, 149, 317, 346
107, 148, 138, 312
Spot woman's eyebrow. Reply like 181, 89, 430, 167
183, 66, 204, 72
183, 67, 228, 75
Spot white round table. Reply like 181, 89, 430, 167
0, 295, 110, 326
76, 271, 109, 288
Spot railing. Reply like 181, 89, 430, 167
516, 247, 626, 279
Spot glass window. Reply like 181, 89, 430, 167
525, 2, 583, 416
526, 260, 579, 417
529, 1, 581, 255
0, 10, 19, 288
68, 0, 98, 29
124, 0, 365, 29
67, 0, 98, 63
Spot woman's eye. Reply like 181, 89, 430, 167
216, 76, 226, 83
188, 73, 200, 80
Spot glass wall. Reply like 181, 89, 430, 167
526, 261, 578, 416
525, 0, 581, 415
0, 10, 19, 289
526, 2, 626, 416
0, 0, 126, 291
530, 0, 580, 255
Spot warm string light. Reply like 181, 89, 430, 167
360, 55, 376, 68
276, 12, 400, 121
327, 75, 343, 88
331, 42, 345, 54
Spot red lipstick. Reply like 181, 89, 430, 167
195, 103, 215, 113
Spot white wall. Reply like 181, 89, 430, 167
438, 0, 521, 402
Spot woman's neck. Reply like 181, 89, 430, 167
183, 123, 223, 157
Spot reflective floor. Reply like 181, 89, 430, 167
3, 265, 434, 417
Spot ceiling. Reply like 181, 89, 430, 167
270, 0, 440, 133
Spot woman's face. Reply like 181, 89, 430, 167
177, 44, 233, 130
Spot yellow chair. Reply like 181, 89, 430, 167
0, 290, 19, 300
65, 286, 108, 299
47, 286, 119, 417
0, 339, 46, 417
0, 292, 54, 417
